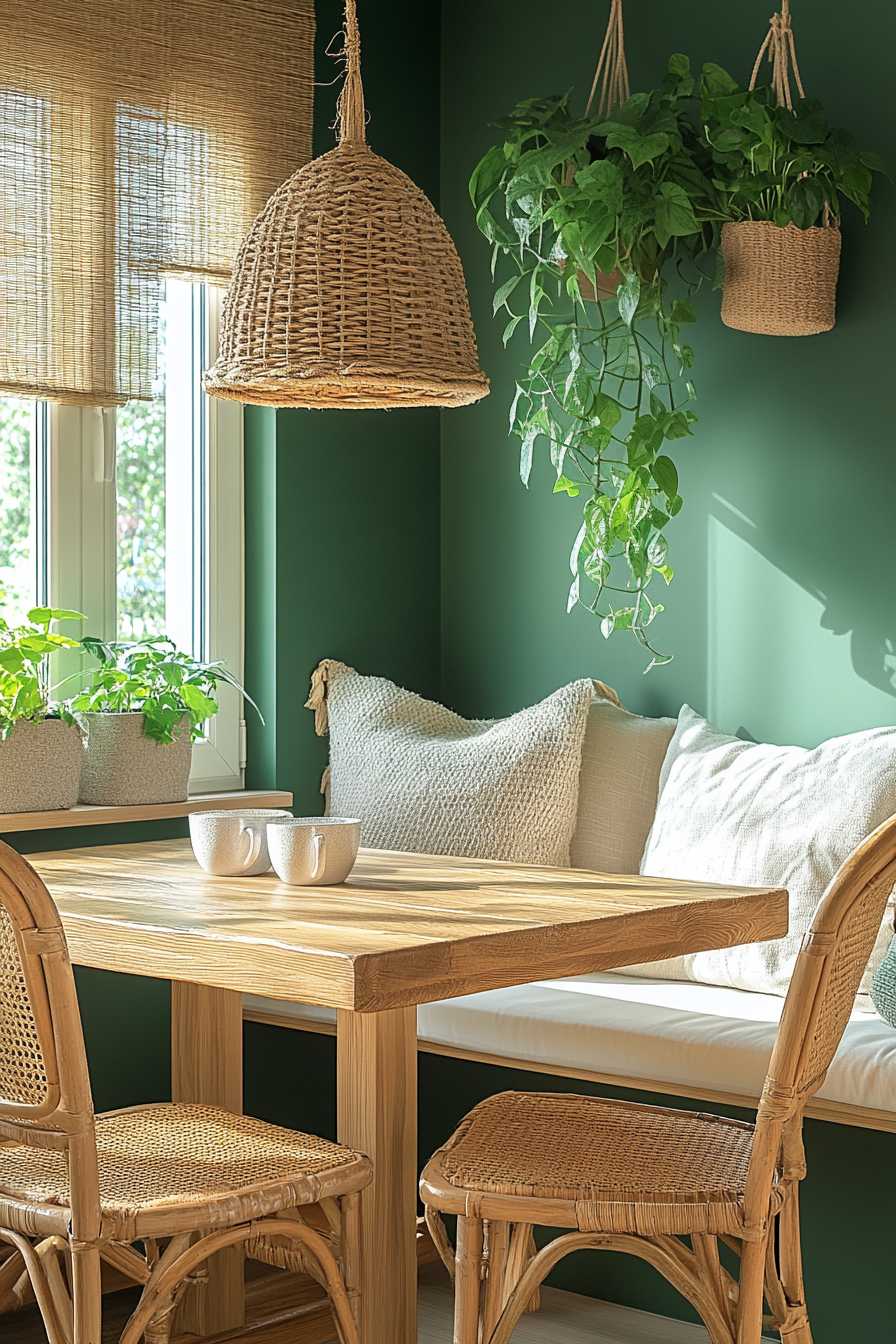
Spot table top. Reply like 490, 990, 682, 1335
30, 838, 788, 1012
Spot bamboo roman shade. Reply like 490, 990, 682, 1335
0, 1, 314, 406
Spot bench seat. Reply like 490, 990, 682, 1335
244, 973, 896, 1133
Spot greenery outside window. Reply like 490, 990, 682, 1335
0, 281, 245, 794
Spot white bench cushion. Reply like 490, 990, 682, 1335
245, 972, 896, 1118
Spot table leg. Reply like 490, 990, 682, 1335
171, 981, 245, 1335
337, 1006, 417, 1344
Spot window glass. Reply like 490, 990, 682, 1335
116, 303, 167, 641
0, 396, 37, 622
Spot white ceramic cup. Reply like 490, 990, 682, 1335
266, 817, 361, 886
189, 809, 292, 876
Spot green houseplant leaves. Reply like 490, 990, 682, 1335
701, 63, 890, 231
0, 603, 85, 737
66, 636, 262, 745
471, 57, 722, 667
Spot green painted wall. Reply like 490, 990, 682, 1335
439, 0, 896, 746
436, 1, 896, 1336
244, 0, 443, 813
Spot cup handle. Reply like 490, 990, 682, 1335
311, 831, 327, 881
238, 820, 264, 873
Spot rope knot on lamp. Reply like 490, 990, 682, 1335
205, 0, 489, 409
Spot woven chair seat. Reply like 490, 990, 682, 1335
0, 1103, 371, 1240
428, 1091, 780, 1237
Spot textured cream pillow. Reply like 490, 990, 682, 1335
570, 700, 676, 874
621, 705, 896, 998
306, 661, 594, 866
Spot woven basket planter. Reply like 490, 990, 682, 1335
77, 711, 192, 806
720, 221, 841, 336
0, 718, 83, 814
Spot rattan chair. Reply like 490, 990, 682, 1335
421, 815, 896, 1344
0, 840, 371, 1344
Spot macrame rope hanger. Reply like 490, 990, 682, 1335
336, 0, 366, 143
585, 0, 630, 120
750, 0, 805, 110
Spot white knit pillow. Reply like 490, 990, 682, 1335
620, 705, 896, 998
306, 661, 594, 866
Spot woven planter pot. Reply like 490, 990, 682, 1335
720, 221, 841, 336
77, 711, 192, 806
0, 718, 83, 814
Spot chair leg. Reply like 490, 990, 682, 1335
481, 1220, 510, 1341
454, 1216, 484, 1344
776, 1196, 813, 1343
735, 1238, 768, 1344
70, 1246, 102, 1344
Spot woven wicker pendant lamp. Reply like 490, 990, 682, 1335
205, 1, 489, 409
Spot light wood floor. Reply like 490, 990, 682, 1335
2, 1260, 778, 1344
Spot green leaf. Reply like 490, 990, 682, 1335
777, 98, 828, 146
519, 427, 537, 485
593, 392, 622, 430
26, 606, 86, 626
651, 455, 679, 499
553, 475, 580, 497
617, 271, 640, 326
567, 574, 580, 614
860, 150, 893, 181
503, 315, 523, 346
653, 182, 699, 238
670, 298, 697, 324
605, 126, 670, 170
569, 520, 587, 575
492, 274, 522, 314
701, 63, 741, 99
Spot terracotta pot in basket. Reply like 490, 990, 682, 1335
77, 711, 193, 806
720, 220, 841, 336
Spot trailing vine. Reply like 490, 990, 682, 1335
470, 56, 721, 667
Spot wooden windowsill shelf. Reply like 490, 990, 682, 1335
0, 789, 294, 834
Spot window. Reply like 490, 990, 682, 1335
0, 283, 245, 794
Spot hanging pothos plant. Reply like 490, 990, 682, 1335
470, 56, 722, 667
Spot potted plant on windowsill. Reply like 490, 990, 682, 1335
0, 603, 85, 813
66, 636, 262, 807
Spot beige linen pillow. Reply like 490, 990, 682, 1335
570, 699, 676, 874
621, 705, 896, 998
306, 660, 594, 866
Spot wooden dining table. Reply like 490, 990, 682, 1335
30, 837, 788, 1344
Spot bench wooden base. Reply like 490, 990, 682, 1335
243, 1007, 896, 1135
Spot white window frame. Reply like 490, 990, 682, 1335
43, 283, 246, 794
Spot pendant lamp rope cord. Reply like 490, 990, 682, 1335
749, 0, 805, 110
585, 0, 630, 120
336, 0, 366, 144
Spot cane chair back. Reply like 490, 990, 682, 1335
0, 839, 94, 1135
0, 839, 101, 1246
0, 840, 370, 1344
744, 813, 896, 1225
